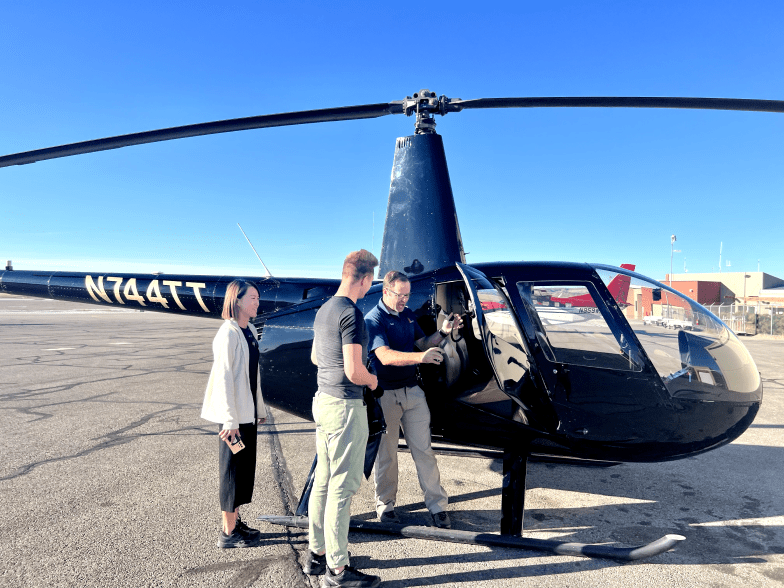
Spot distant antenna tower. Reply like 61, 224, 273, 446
719, 241, 722, 273
237, 223, 272, 278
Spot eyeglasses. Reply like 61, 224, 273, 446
385, 288, 410, 300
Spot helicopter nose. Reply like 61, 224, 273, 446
662, 329, 761, 403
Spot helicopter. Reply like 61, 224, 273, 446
0, 90, 775, 560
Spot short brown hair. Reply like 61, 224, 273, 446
342, 249, 379, 283
383, 270, 409, 290
222, 280, 259, 320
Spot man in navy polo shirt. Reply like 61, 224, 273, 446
365, 270, 463, 529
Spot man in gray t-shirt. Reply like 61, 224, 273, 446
306, 249, 382, 588
313, 296, 368, 400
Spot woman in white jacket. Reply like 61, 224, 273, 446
201, 280, 268, 548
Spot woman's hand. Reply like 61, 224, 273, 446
219, 428, 240, 442
256, 418, 266, 425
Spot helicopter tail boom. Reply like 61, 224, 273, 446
0, 268, 340, 320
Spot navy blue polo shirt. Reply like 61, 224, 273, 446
365, 298, 425, 391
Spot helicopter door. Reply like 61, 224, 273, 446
456, 263, 540, 423
456, 263, 504, 380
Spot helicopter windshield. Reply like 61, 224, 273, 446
593, 265, 761, 398
516, 281, 642, 372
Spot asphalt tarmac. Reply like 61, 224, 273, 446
1, 294, 782, 587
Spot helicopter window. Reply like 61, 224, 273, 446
516, 282, 641, 372
473, 286, 531, 391
596, 267, 761, 394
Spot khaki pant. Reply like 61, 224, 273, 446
308, 392, 368, 570
374, 385, 448, 516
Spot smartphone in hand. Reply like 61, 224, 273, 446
225, 432, 245, 454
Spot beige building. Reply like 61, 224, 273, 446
665, 271, 784, 304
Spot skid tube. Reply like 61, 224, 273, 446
277, 452, 684, 561
258, 515, 685, 561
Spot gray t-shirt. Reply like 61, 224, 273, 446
313, 296, 368, 400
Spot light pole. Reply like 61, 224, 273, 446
743, 273, 750, 304
670, 235, 681, 287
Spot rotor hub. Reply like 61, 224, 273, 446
402, 89, 461, 134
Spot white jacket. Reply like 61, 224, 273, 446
201, 320, 267, 430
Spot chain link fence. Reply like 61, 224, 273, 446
705, 304, 784, 336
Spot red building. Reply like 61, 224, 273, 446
661, 280, 722, 305
623, 281, 721, 321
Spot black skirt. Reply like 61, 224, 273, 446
218, 422, 258, 512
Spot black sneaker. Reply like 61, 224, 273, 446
321, 565, 380, 588
305, 551, 326, 575
217, 527, 261, 549
305, 551, 351, 575
235, 515, 261, 539
379, 510, 399, 524
431, 511, 451, 529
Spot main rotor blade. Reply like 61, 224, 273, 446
4, 95, 782, 169
449, 96, 784, 113
0, 102, 404, 168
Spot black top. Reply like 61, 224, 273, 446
313, 296, 368, 399
241, 325, 259, 413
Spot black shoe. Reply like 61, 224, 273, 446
235, 515, 261, 539
217, 527, 261, 549
321, 565, 381, 588
306, 551, 351, 575
305, 551, 326, 575
431, 511, 451, 529
379, 510, 399, 524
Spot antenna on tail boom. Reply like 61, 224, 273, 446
237, 223, 272, 278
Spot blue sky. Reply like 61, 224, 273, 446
2, 1, 783, 281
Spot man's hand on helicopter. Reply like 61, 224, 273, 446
421, 347, 446, 365
439, 312, 463, 337
415, 312, 464, 354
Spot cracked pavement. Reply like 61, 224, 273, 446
1, 295, 783, 587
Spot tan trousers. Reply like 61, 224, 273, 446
374, 385, 448, 516
309, 392, 368, 570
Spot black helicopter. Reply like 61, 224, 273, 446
1, 90, 774, 560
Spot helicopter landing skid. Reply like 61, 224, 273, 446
257, 514, 684, 562
270, 452, 685, 561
